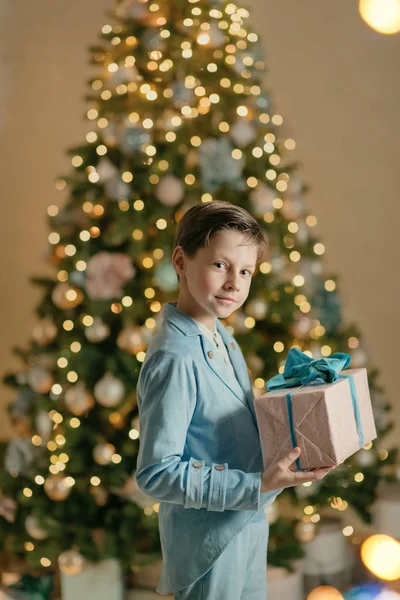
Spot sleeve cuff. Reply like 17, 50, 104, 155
184, 457, 205, 509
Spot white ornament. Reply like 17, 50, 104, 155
84, 317, 110, 343
25, 515, 49, 540
245, 298, 268, 320
354, 448, 376, 467
32, 318, 57, 345
27, 365, 54, 394
94, 372, 125, 407
155, 175, 184, 206
35, 411, 52, 442
93, 443, 116, 465
267, 561, 304, 600
302, 518, 353, 576
58, 548, 87, 576
249, 183, 275, 216
64, 382, 95, 416
208, 21, 225, 47
372, 482, 400, 539
230, 120, 257, 148
96, 157, 119, 183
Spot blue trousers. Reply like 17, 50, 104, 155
174, 512, 269, 600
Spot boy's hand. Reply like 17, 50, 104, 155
261, 447, 336, 493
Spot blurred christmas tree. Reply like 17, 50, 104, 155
0, 0, 398, 579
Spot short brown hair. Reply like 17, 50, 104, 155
173, 201, 269, 282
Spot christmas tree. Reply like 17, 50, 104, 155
0, 0, 397, 580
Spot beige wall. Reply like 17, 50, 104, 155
1, 1, 399, 448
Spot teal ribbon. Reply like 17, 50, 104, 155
9, 573, 54, 600
267, 348, 365, 471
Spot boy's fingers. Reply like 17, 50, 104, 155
280, 447, 301, 469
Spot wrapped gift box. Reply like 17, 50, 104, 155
254, 349, 377, 471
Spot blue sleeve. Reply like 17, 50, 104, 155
135, 349, 281, 512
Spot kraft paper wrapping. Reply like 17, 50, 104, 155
254, 368, 377, 470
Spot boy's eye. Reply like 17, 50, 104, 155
214, 262, 252, 276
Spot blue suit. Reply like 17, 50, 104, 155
136, 302, 282, 595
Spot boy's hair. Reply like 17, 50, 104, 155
173, 200, 269, 283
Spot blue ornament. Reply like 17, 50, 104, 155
141, 28, 166, 52
343, 582, 386, 599
154, 261, 179, 292
199, 137, 245, 193
119, 126, 151, 155
104, 177, 132, 200
311, 280, 343, 334
171, 81, 195, 108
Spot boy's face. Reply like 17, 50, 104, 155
172, 229, 258, 329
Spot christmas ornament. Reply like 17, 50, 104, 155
280, 197, 306, 220
354, 448, 376, 467
5, 437, 37, 475
94, 372, 125, 407
35, 410, 52, 441
96, 157, 119, 183
8, 387, 35, 422
245, 297, 268, 320
64, 382, 95, 416
199, 137, 245, 193
93, 443, 116, 465
58, 548, 87, 576
294, 519, 316, 543
312, 282, 343, 335
267, 561, 304, 600
207, 20, 226, 47
153, 260, 179, 292
230, 119, 257, 147
85, 252, 135, 300
107, 65, 139, 87
249, 183, 275, 216
104, 177, 131, 200
0, 496, 17, 523
52, 282, 84, 309
26, 365, 53, 394
171, 81, 195, 108
142, 28, 166, 52
117, 325, 147, 354
289, 313, 314, 340
44, 474, 72, 501
372, 482, 400, 540
119, 125, 151, 156
102, 122, 119, 147
84, 317, 110, 343
25, 515, 50, 540
302, 517, 355, 595
32, 318, 57, 345
155, 175, 184, 206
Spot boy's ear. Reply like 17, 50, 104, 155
172, 246, 185, 276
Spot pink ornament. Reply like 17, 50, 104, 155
86, 252, 135, 300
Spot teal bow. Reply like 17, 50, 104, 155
266, 347, 351, 391
9, 573, 54, 600
266, 348, 364, 472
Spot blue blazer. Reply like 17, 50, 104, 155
136, 301, 282, 594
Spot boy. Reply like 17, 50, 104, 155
136, 201, 334, 599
